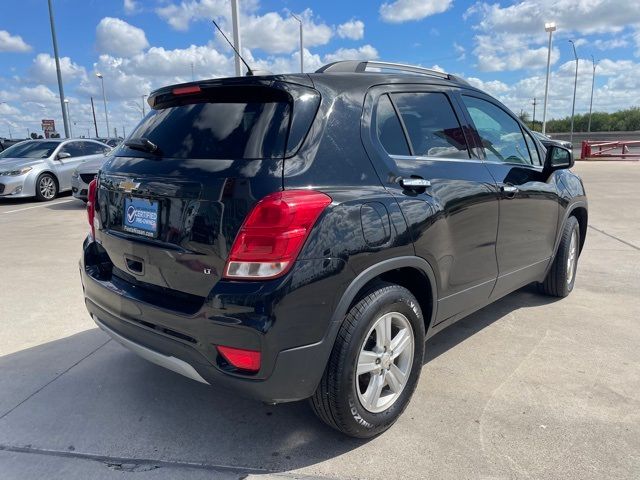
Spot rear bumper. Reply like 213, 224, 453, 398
71, 176, 88, 200
80, 237, 352, 403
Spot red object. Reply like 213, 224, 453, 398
172, 85, 201, 96
580, 140, 640, 159
217, 345, 261, 372
224, 190, 332, 280
87, 179, 97, 239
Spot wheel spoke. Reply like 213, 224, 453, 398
390, 328, 411, 359
375, 315, 392, 349
386, 363, 405, 393
362, 373, 384, 410
357, 350, 379, 376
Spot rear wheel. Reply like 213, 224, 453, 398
310, 282, 425, 438
539, 216, 580, 297
35, 173, 58, 201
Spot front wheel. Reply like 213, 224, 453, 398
310, 282, 425, 438
35, 173, 58, 201
539, 216, 580, 297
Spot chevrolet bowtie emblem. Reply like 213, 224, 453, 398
119, 180, 140, 193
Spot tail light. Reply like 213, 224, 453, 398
87, 179, 97, 239
224, 190, 332, 280
217, 345, 261, 372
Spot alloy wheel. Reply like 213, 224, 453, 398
356, 311, 415, 413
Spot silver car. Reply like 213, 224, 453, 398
0, 139, 111, 201
71, 154, 109, 202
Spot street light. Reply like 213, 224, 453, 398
142, 94, 148, 117
47, 0, 70, 138
290, 13, 304, 73
588, 55, 597, 133
64, 99, 73, 138
96, 72, 110, 138
541, 22, 556, 135
568, 40, 579, 145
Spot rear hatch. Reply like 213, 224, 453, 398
95, 77, 319, 300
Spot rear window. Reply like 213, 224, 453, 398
123, 89, 291, 160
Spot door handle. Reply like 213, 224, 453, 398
399, 177, 431, 189
500, 184, 519, 196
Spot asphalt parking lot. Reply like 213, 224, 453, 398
0, 162, 638, 480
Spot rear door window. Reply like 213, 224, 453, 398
124, 89, 291, 160
376, 94, 410, 156
391, 92, 470, 159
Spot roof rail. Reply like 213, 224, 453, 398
316, 60, 469, 85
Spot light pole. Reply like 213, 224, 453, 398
291, 12, 304, 73
47, 0, 70, 138
64, 99, 73, 137
588, 55, 597, 133
96, 73, 110, 138
142, 94, 147, 117
569, 40, 579, 145
230, 0, 242, 76
542, 22, 556, 135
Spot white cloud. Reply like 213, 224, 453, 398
18, 85, 58, 104
380, 0, 452, 23
0, 30, 31, 53
156, 0, 233, 31
453, 42, 466, 60
337, 19, 365, 40
593, 38, 629, 51
123, 0, 140, 15
241, 10, 332, 54
473, 33, 560, 72
29, 53, 87, 84
96, 17, 149, 57
323, 45, 379, 64
466, 0, 640, 35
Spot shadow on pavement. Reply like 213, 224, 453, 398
0, 285, 560, 474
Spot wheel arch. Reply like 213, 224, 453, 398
330, 257, 438, 341
568, 205, 588, 254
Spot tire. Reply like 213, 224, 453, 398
310, 282, 425, 438
539, 216, 580, 297
35, 173, 58, 201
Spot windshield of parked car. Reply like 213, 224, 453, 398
0, 141, 59, 159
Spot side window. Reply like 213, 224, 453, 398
391, 92, 470, 159
60, 142, 85, 158
523, 131, 542, 166
83, 142, 109, 155
462, 96, 533, 165
375, 94, 410, 156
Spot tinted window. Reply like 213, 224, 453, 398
524, 131, 542, 165
376, 94, 410, 155
61, 142, 87, 158
0, 141, 58, 159
391, 92, 469, 159
462, 96, 532, 165
124, 92, 291, 159
82, 142, 110, 155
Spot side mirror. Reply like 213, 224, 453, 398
57, 151, 72, 160
545, 145, 574, 171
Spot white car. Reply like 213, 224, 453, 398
0, 139, 110, 201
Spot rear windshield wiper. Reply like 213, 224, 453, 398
124, 138, 161, 155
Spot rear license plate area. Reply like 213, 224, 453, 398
123, 197, 159, 238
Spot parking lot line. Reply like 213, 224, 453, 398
1, 199, 75, 214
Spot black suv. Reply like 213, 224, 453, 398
80, 60, 587, 438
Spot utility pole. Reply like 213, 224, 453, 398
96, 73, 110, 137
291, 12, 304, 73
542, 22, 556, 135
230, 0, 242, 76
64, 99, 73, 137
90, 96, 99, 137
588, 56, 597, 133
47, 0, 70, 138
142, 94, 147, 116
191, 62, 195, 81
569, 40, 579, 145
532, 97, 537, 131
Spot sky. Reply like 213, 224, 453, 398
0, 0, 639, 139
